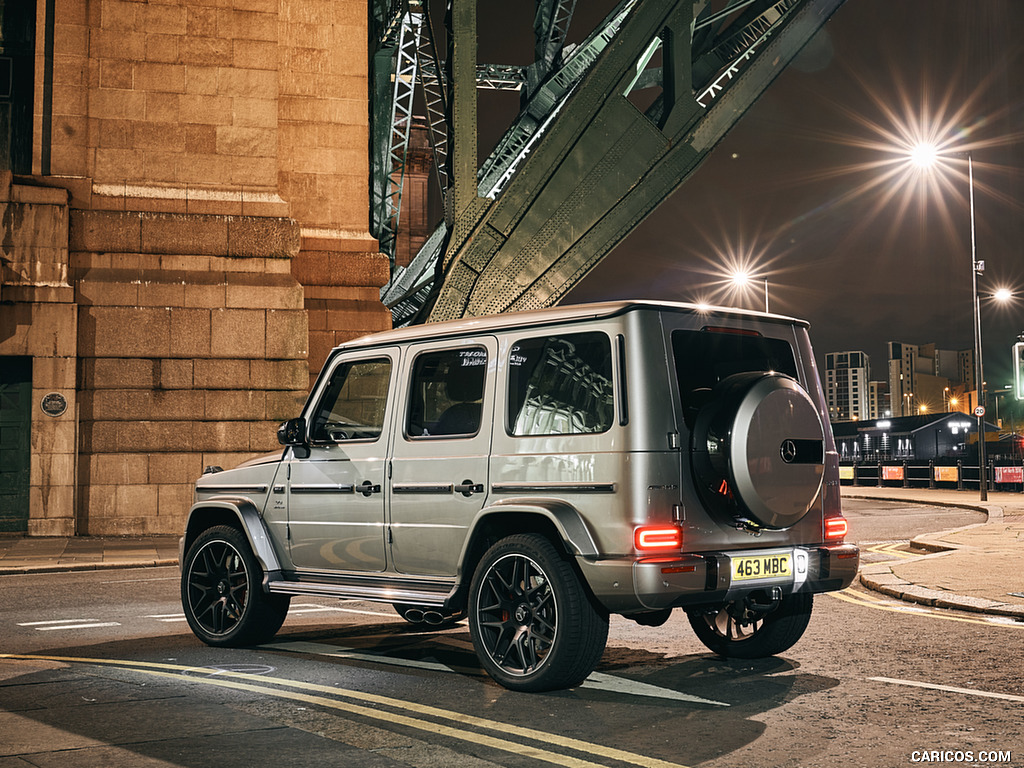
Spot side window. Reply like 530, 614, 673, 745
310, 358, 391, 443
406, 347, 487, 438
508, 332, 613, 436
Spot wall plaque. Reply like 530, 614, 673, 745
41, 392, 68, 417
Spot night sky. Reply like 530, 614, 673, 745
543, 0, 1024, 394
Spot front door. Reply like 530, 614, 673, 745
389, 339, 497, 576
285, 351, 398, 573
0, 357, 31, 533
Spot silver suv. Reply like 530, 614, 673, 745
180, 300, 858, 691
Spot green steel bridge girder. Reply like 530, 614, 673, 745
426, 0, 846, 323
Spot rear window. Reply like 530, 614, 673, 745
672, 328, 798, 426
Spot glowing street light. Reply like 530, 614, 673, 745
909, 142, 938, 168
730, 270, 770, 313
910, 144, 988, 499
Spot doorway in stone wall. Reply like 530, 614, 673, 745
0, 357, 31, 532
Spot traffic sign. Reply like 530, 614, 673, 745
974, 406, 985, 417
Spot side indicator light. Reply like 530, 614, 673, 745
634, 526, 682, 551
825, 517, 849, 541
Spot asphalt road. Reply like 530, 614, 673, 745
1, 500, 1021, 768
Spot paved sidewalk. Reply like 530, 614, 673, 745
1, 489, 1022, 621
0, 535, 179, 575
844, 485, 1024, 619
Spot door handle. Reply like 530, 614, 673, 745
359, 480, 382, 497
454, 480, 484, 497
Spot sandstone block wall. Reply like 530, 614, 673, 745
0, 175, 78, 536
0, 0, 393, 536
70, 210, 308, 535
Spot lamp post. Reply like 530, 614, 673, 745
912, 145, 989, 500
967, 153, 988, 501
731, 270, 770, 313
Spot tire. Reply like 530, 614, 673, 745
687, 592, 813, 659
468, 533, 609, 692
181, 525, 290, 647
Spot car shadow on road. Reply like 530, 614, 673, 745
262, 621, 843, 765
7, 620, 841, 767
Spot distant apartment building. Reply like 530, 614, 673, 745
888, 342, 973, 417
868, 380, 889, 420
825, 351, 872, 422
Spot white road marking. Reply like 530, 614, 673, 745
870, 676, 1024, 703
262, 640, 454, 673
18, 619, 98, 626
264, 640, 729, 706
19, 618, 121, 631
145, 614, 188, 622
289, 602, 397, 617
581, 671, 728, 705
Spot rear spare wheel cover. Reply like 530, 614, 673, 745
729, 375, 825, 528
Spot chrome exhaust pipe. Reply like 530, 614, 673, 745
423, 611, 447, 625
403, 608, 425, 623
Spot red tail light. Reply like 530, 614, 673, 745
825, 517, 849, 541
634, 526, 682, 551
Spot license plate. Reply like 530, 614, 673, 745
731, 552, 793, 582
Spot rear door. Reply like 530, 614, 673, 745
388, 338, 497, 576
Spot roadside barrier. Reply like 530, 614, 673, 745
839, 460, 1024, 493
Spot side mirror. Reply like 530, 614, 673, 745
277, 416, 307, 447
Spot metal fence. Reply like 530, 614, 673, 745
840, 461, 1024, 493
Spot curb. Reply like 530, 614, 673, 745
859, 561, 1024, 619
0, 558, 179, 577
851, 495, 1024, 620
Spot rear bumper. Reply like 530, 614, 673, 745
578, 544, 860, 613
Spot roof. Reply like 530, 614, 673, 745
334, 299, 807, 352
831, 412, 997, 438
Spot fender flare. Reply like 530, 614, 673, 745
466, 497, 601, 559
182, 498, 284, 585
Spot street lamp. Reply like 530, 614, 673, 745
910, 145, 989, 500
731, 270, 770, 313
966, 152, 989, 500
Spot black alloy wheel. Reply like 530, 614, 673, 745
469, 533, 608, 692
181, 525, 289, 647
687, 592, 813, 659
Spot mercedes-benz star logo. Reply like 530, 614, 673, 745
780, 439, 798, 464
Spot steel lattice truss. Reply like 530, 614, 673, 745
370, 0, 846, 325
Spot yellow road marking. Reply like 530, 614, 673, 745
825, 589, 1024, 629
864, 542, 918, 559
0, 654, 690, 768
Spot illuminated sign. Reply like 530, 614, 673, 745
1014, 341, 1024, 401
